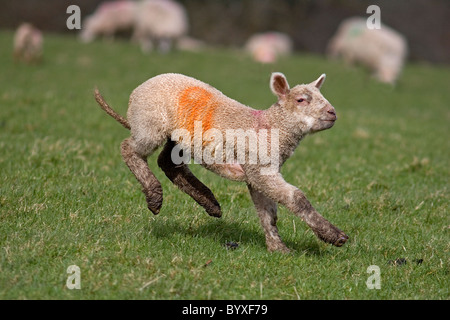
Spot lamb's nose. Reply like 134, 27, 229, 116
328, 109, 336, 116
327, 106, 337, 119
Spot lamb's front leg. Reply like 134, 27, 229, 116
246, 170, 348, 247
248, 185, 290, 253
288, 188, 348, 246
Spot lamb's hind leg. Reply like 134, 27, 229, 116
248, 185, 290, 253
121, 138, 163, 214
157, 139, 222, 217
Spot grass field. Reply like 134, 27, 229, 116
0, 31, 448, 300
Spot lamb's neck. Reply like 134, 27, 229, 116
263, 104, 306, 163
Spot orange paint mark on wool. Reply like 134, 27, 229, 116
177, 86, 218, 135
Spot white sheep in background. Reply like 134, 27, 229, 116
133, 0, 189, 53
176, 36, 206, 52
80, 0, 137, 43
13, 23, 43, 63
327, 17, 408, 84
245, 32, 293, 64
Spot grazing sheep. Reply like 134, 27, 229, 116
80, 0, 137, 43
13, 23, 43, 63
95, 72, 348, 252
327, 17, 408, 84
176, 36, 206, 52
245, 32, 293, 64
133, 0, 189, 53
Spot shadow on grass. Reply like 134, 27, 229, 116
147, 215, 325, 256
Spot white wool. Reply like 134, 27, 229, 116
302, 115, 316, 131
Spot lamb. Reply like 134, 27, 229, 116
80, 0, 137, 43
94, 72, 348, 252
133, 0, 189, 53
13, 23, 43, 63
245, 32, 293, 64
327, 17, 408, 84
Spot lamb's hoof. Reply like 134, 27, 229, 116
144, 190, 163, 215
333, 233, 349, 247
206, 205, 222, 218
315, 225, 349, 247
148, 205, 160, 215
267, 241, 291, 253
146, 196, 162, 215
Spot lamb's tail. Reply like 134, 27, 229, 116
94, 88, 131, 130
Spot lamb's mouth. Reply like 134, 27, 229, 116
320, 118, 336, 122
318, 118, 336, 130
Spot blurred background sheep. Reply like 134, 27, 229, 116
176, 36, 205, 52
133, 0, 189, 53
244, 32, 293, 64
80, 0, 137, 43
79, 0, 189, 53
13, 22, 43, 63
2, 0, 448, 65
327, 17, 408, 84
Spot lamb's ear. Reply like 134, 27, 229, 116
313, 73, 326, 89
270, 72, 290, 99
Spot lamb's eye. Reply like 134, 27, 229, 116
297, 98, 304, 103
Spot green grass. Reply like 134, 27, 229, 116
0, 31, 448, 300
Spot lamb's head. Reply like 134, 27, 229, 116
270, 72, 337, 135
